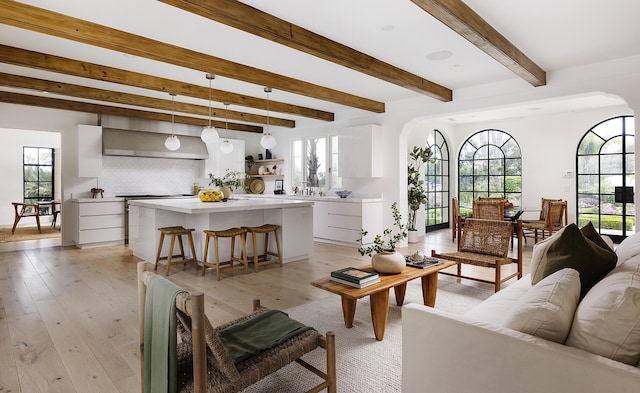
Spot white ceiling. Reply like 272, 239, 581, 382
1, 0, 639, 128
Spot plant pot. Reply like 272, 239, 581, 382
408, 229, 419, 243
371, 250, 406, 274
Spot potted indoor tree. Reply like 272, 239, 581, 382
208, 169, 247, 199
407, 144, 434, 243
357, 202, 408, 273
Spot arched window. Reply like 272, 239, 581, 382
424, 129, 450, 231
576, 115, 635, 242
458, 129, 522, 215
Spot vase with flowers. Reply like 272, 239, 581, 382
357, 202, 408, 273
208, 169, 247, 199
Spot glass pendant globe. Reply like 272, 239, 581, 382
260, 133, 276, 149
220, 139, 234, 154
201, 126, 220, 143
164, 135, 181, 151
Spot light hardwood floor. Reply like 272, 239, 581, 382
0, 229, 534, 393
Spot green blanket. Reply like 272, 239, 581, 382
143, 275, 185, 393
219, 309, 314, 363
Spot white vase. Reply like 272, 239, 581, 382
408, 230, 419, 243
371, 250, 406, 274
219, 185, 232, 199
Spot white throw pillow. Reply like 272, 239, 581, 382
502, 268, 580, 343
614, 231, 640, 266
565, 262, 640, 366
529, 226, 567, 285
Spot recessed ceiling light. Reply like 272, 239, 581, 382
528, 107, 541, 111
426, 50, 453, 61
453, 63, 464, 68
381, 24, 395, 31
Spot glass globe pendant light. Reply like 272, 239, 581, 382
260, 87, 276, 149
220, 103, 234, 154
201, 73, 219, 144
164, 93, 181, 151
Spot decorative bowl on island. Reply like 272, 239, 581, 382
335, 190, 352, 198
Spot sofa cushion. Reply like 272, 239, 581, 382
464, 275, 532, 326
580, 221, 612, 251
502, 268, 580, 343
529, 227, 566, 285
615, 232, 640, 266
565, 262, 640, 366
540, 224, 617, 298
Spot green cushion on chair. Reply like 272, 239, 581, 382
218, 309, 314, 363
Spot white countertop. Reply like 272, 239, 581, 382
237, 193, 383, 203
128, 196, 314, 214
71, 197, 124, 202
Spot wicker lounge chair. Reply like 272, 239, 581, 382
137, 262, 337, 393
433, 217, 523, 292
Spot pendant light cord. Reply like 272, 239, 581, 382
171, 93, 176, 134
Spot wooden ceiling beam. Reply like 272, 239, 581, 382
0, 45, 330, 122
0, 91, 263, 133
0, 0, 384, 113
411, 0, 546, 86
0, 72, 295, 128
160, 0, 453, 102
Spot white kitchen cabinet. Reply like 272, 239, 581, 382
279, 206, 313, 260
338, 124, 383, 178
71, 199, 125, 248
313, 200, 382, 247
76, 124, 102, 178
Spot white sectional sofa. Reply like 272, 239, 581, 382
402, 225, 640, 393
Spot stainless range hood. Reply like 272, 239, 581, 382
102, 128, 209, 160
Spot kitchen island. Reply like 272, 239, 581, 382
128, 197, 314, 266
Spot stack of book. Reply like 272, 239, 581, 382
330, 267, 380, 288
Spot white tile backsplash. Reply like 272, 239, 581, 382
102, 156, 203, 195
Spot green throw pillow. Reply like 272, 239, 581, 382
580, 221, 612, 251
542, 223, 617, 299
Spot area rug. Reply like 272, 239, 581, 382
0, 226, 61, 243
243, 278, 493, 393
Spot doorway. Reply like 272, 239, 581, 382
576, 115, 635, 243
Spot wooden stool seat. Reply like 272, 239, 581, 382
154, 226, 197, 276
243, 224, 283, 273
202, 227, 248, 280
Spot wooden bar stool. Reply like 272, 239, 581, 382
154, 226, 197, 276
202, 227, 248, 280
243, 224, 283, 273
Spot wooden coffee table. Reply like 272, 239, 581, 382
310, 260, 456, 341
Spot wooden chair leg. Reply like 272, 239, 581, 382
273, 228, 283, 267
154, 233, 165, 272
240, 232, 248, 271
35, 213, 41, 233
263, 232, 269, 260
250, 231, 259, 272
187, 232, 197, 270
326, 332, 337, 393
165, 235, 176, 276
214, 237, 221, 281
202, 233, 209, 276
494, 261, 502, 292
